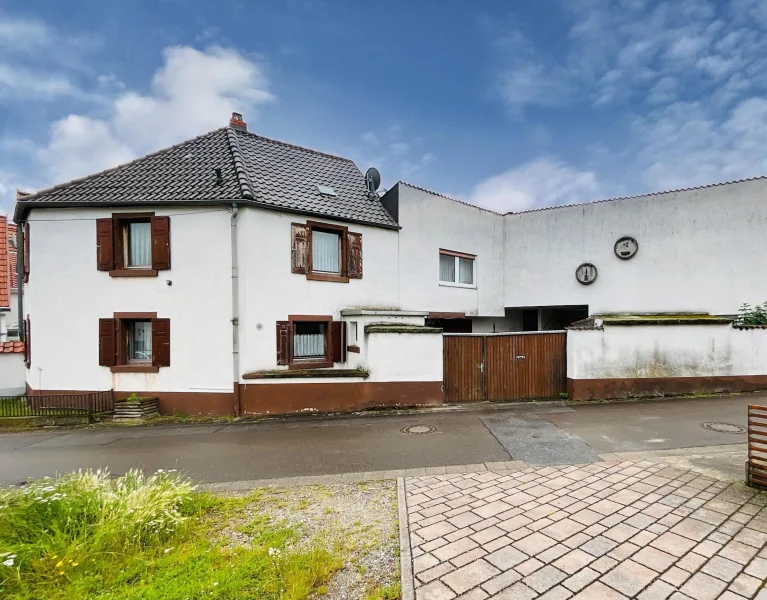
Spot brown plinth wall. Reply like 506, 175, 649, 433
568, 375, 767, 401
26, 385, 235, 416
239, 381, 443, 416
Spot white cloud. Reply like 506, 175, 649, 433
400, 152, 436, 177
361, 131, 380, 145
0, 64, 78, 98
389, 142, 410, 155
38, 46, 274, 182
470, 157, 603, 213
0, 15, 52, 50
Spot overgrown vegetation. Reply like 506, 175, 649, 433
735, 302, 767, 326
0, 470, 345, 599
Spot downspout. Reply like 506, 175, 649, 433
230, 204, 241, 416
17, 221, 24, 342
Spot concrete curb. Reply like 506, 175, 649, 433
397, 477, 415, 600
598, 443, 746, 462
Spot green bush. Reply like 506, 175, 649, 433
735, 302, 767, 326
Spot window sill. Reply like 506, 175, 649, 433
289, 359, 333, 370
306, 272, 349, 283
110, 364, 160, 373
243, 368, 369, 380
109, 269, 158, 278
439, 281, 477, 290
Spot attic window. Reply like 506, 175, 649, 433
317, 185, 337, 197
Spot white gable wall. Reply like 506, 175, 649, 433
24, 207, 233, 393
395, 184, 506, 317
504, 178, 767, 315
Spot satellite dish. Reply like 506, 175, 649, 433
365, 167, 381, 193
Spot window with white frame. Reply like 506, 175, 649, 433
439, 250, 475, 287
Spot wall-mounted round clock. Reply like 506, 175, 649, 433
576, 263, 598, 285
614, 236, 639, 260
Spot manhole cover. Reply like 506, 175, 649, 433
401, 425, 436, 435
702, 422, 746, 434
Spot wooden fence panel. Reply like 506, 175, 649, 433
748, 405, 767, 489
445, 332, 567, 403
443, 335, 484, 403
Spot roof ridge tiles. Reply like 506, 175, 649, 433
235, 128, 355, 163
224, 127, 256, 200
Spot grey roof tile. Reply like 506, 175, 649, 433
14, 127, 399, 228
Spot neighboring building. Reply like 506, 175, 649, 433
7, 219, 19, 339
12, 112, 767, 414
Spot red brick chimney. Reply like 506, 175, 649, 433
229, 112, 247, 132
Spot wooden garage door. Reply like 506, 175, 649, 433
444, 332, 566, 403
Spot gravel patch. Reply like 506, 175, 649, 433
222, 480, 399, 599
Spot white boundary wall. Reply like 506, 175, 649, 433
568, 324, 767, 380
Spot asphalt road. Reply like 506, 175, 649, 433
0, 395, 755, 486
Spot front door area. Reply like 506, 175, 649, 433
443, 332, 567, 403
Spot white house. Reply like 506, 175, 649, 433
12, 112, 767, 415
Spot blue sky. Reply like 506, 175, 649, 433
1, 0, 766, 216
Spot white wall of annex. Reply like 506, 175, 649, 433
236, 208, 400, 376
505, 178, 767, 315
24, 207, 233, 393
396, 185, 505, 317
365, 331, 442, 382
567, 325, 767, 380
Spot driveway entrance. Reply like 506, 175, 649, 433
443, 332, 567, 403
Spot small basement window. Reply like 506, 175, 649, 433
439, 249, 476, 287
293, 321, 327, 360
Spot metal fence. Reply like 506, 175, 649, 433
0, 391, 114, 422
747, 404, 767, 489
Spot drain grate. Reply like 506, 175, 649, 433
401, 425, 436, 435
702, 422, 746, 434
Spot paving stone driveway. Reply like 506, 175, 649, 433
405, 460, 767, 599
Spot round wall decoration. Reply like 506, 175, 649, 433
575, 263, 598, 285
614, 236, 639, 260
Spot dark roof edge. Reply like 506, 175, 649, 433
15, 197, 402, 230
224, 127, 255, 200
244, 198, 401, 230
15, 199, 236, 221
398, 181, 505, 216
504, 174, 767, 216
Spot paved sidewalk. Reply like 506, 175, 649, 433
405, 460, 767, 599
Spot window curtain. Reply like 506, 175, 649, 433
294, 327, 325, 358
459, 257, 474, 285
128, 222, 151, 267
129, 321, 152, 361
312, 231, 340, 273
439, 254, 455, 282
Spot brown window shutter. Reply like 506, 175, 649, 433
98, 318, 116, 367
151, 216, 171, 270
291, 223, 309, 274
96, 219, 115, 271
276, 321, 291, 365
347, 232, 362, 279
152, 318, 171, 367
23, 222, 30, 283
331, 321, 346, 363
24, 317, 31, 368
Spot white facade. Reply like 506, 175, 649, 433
505, 178, 767, 315
394, 184, 506, 318
364, 328, 443, 382
235, 209, 400, 377
24, 207, 233, 394
568, 323, 767, 380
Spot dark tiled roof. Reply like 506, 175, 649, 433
14, 127, 399, 229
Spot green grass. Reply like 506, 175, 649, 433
0, 470, 343, 599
